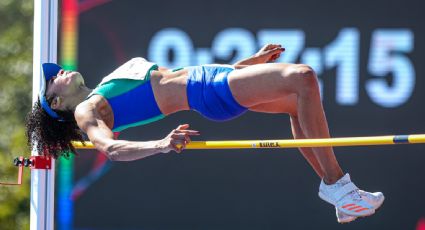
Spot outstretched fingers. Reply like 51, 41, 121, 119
168, 124, 200, 153
256, 44, 285, 63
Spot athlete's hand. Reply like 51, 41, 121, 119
254, 44, 285, 63
159, 124, 200, 153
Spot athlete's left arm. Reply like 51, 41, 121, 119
234, 44, 285, 66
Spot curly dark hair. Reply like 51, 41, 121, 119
25, 98, 85, 159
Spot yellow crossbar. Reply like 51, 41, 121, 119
72, 134, 425, 150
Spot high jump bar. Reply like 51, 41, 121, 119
72, 134, 425, 150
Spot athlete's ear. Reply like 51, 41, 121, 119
50, 96, 62, 110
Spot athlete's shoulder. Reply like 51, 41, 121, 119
74, 97, 104, 128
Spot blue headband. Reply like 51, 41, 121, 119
39, 63, 65, 122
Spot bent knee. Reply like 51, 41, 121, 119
290, 64, 316, 79
287, 64, 319, 92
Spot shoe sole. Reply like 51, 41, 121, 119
318, 191, 375, 217
337, 195, 385, 224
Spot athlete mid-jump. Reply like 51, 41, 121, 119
26, 44, 384, 223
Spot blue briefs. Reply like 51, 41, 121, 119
186, 65, 247, 122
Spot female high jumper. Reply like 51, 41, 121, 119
26, 44, 384, 223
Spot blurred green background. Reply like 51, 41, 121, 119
0, 0, 33, 229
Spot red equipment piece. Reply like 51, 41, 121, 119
0, 156, 52, 186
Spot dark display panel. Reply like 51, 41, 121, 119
69, 0, 425, 229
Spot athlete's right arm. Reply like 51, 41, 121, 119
74, 103, 199, 161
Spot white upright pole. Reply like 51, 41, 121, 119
31, 0, 58, 229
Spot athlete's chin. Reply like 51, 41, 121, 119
69, 71, 85, 85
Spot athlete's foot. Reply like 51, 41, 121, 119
336, 190, 385, 223
318, 173, 375, 217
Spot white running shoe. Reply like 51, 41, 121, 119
336, 190, 385, 223
318, 173, 375, 217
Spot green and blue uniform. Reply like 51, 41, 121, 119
88, 59, 247, 132
88, 65, 165, 132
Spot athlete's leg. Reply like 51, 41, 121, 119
228, 63, 342, 184
254, 100, 384, 222
249, 98, 324, 178
229, 63, 378, 218
290, 115, 325, 177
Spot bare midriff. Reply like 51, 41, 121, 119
149, 69, 190, 115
